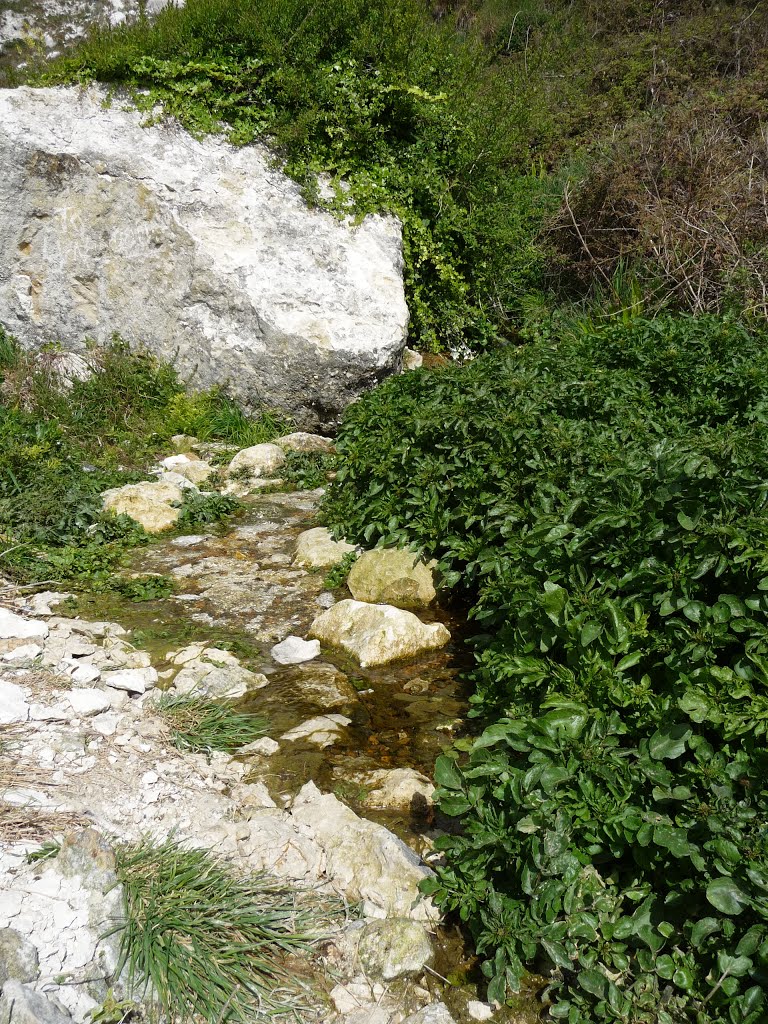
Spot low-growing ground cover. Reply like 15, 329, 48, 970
0, 330, 282, 591
323, 311, 768, 1022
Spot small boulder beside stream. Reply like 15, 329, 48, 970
347, 549, 436, 609
309, 600, 450, 668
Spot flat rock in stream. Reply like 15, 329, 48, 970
294, 527, 357, 570
291, 782, 437, 921
309, 600, 450, 668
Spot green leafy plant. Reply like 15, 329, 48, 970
115, 837, 334, 1022
279, 450, 337, 491
153, 692, 269, 754
111, 575, 175, 602
323, 311, 768, 1022
322, 550, 358, 591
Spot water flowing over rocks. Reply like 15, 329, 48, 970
0, 85, 409, 430
0, 431, 479, 1022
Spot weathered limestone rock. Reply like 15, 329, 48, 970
101, 480, 184, 533
0, 930, 38, 986
227, 444, 286, 481
0, 982, 74, 1024
101, 667, 158, 694
280, 662, 359, 711
357, 919, 433, 980
280, 714, 351, 748
168, 644, 267, 698
0, 86, 409, 430
403, 1005, 457, 1024
0, 611, 47, 641
347, 549, 436, 609
309, 600, 450, 668
274, 432, 335, 454
291, 783, 437, 921
293, 528, 356, 569
358, 768, 435, 813
0, 682, 29, 725
158, 454, 213, 486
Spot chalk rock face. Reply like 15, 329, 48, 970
310, 600, 450, 668
0, 86, 409, 430
347, 548, 436, 609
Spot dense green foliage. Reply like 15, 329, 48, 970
0, 331, 277, 590
324, 313, 768, 1021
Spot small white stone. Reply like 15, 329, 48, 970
91, 712, 119, 736
71, 663, 101, 685
0, 680, 30, 724
102, 667, 158, 693
0, 609, 48, 640
66, 689, 112, 717
1, 643, 42, 663
240, 736, 280, 756
270, 636, 321, 665
467, 1001, 494, 1021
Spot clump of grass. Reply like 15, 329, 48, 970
154, 693, 269, 753
115, 837, 334, 1022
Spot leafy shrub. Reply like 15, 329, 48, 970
323, 312, 768, 1022
279, 450, 337, 491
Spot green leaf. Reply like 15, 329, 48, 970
706, 877, 751, 916
648, 723, 691, 760
577, 969, 607, 998
434, 755, 463, 790
691, 917, 721, 948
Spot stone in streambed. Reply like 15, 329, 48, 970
309, 600, 449, 668
274, 432, 335, 454
293, 527, 356, 569
347, 548, 436, 609
357, 919, 434, 980
270, 636, 320, 665
158, 454, 214, 486
101, 480, 184, 533
291, 782, 437, 921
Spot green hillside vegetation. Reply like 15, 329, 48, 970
10, 0, 768, 1019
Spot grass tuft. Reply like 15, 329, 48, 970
154, 693, 269, 754
116, 837, 333, 1022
